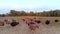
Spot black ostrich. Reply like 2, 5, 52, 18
45, 20, 50, 25
35, 20, 41, 24
10, 19, 19, 27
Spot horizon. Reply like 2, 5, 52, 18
0, 0, 60, 14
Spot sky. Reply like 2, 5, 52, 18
0, 0, 60, 14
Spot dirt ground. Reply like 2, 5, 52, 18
0, 16, 60, 34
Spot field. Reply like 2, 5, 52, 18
0, 16, 60, 34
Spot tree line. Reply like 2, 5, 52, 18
0, 10, 60, 17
